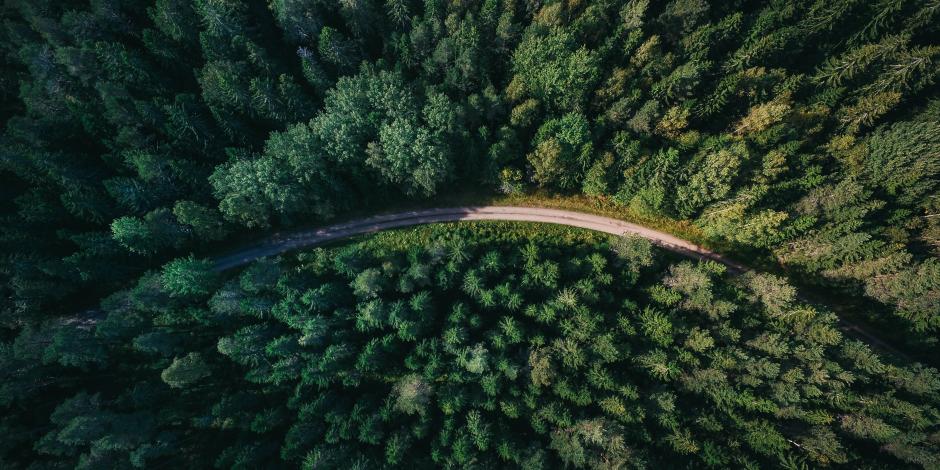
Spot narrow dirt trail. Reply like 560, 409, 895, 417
213, 206, 745, 271
211, 206, 909, 360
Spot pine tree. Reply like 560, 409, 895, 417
161, 256, 220, 298
161, 352, 212, 388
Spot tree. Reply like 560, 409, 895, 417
372, 118, 450, 196
466, 410, 491, 451
864, 118, 940, 207
743, 420, 788, 456
741, 272, 796, 318
392, 374, 432, 416
610, 234, 654, 271
796, 426, 848, 466
617, 148, 679, 216
268, 0, 323, 44
627, 99, 661, 134
511, 28, 601, 112
674, 139, 747, 218
865, 259, 940, 331
197, 60, 253, 137
529, 347, 554, 387
697, 197, 788, 249
310, 66, 453, 196
639, 308, 674, 346
111, 208, 185, 255
461, 343, 488, 374
662, 262, 734, 319
550, 419, 631, 468
210, 153, 303, 229
161, 256, 220, 298
217, 324, 277, 373
657, 0, 709, 39
582, 152, 613, 196
385, 0, 410, 27
527, 113, 593, 189
318, 26, 360, 73
351, 268, 384, 298
161, 352, 211, 388
173, 201, 229, 241
733, 96, 791, 136
43, 325, 107, 368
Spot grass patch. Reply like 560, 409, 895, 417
297, 220, 693, 281
329, 221, 611, 253
338, 188, 724, 250
488, 192, 710, 245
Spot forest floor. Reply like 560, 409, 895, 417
211, 205, 911, 362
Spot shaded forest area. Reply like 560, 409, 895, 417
6, 224, 940, 467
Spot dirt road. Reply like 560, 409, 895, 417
212, 206, 746, 272
211, 206, 908, 359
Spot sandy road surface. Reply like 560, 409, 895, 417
212, 206, 746, 272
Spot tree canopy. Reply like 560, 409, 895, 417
2, 0, 940, 466
5, 224, 938, 467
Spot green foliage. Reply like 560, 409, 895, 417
161, 352, 211, 388
2, 0, 939, 339
173, 200, 229, 241
550, 419, 632, 468
310, 66, 454, 196
511, 28, 601, 112
865, 259, 940, 331
373, 116, 450, 197
392, 374, 432, 416
111, 209, 185, 255
161, 256, 219, 298
210, 125, 340, 228
864, 118, 940, 206
527, 113, 593, 189
611, 234, 654, 271
14, 226, 939, 467
3, 0, 940, 467
674, 139, 748, 218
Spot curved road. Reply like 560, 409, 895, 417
212, 206, 907, 359
213, 206, 746, 272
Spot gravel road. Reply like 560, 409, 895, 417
212, 206, 746, 272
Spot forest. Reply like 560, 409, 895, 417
6, 224, 940, 467
1, 0, 939, 467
